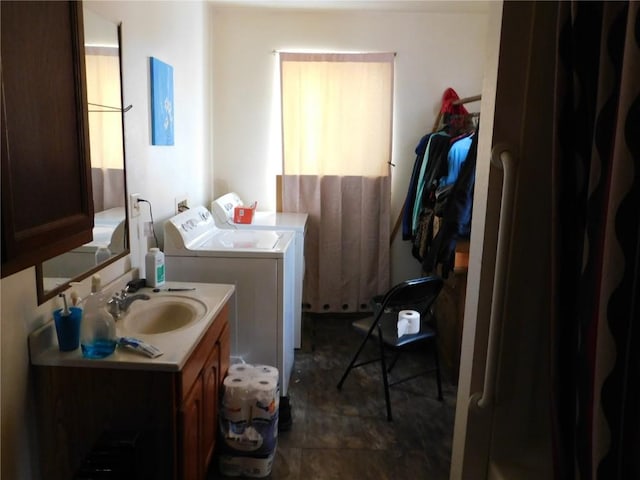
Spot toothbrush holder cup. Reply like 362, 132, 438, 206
53, 307, 82, 352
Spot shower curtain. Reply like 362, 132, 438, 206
551, 2, 639, 478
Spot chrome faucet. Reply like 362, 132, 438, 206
107, 290, 150, 320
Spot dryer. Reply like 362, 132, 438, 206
211, 192, 308, 348
163, 206, 295, 397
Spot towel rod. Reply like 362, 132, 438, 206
470, 144, 517, 411
88, 102, 132, 113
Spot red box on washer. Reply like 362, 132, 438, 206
233, 204, 256, 224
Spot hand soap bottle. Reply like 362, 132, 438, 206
145, 247, 165, 288
80, 275, 117, 359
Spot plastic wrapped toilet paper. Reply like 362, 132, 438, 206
220, 364, 280, 464
397, 310, 420, 337
221, 368, 280, 421
219, 452, 275, 478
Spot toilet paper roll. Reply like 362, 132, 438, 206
224, 374, 253, 392
222, 375, 252, 422
228, 363, 256, 377
252, 365, 279, 380
249, 377, 279, 421
251, 377, 278, 401
398, 310, 420, 335
252, 367, 280, 411
397, 318, 409, 337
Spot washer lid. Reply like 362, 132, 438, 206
198, 230, 282, 250
244, 211, 308, 231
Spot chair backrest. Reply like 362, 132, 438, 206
377, 275, 444, 319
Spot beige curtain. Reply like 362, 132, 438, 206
86, 47, 125, 211
280, 52, 394, 313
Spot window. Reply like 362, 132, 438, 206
280, 52, 394, 177
279, 52, 395, 312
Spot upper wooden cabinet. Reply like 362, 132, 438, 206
1, 1, 94, 278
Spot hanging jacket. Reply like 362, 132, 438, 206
423, 127, 478, 278
411, 132, 450, 236
401, 131, 450, 240
408, 133, 451, 261
402, 134, 431, 240
439, 133, 474, 189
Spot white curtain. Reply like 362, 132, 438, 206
280, 52, 394, 313
85, 47, 125, 211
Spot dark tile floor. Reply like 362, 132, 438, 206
214, 314, 457, 479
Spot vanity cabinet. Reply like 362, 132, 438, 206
34, 304, 230, 480
179, 318, 230, 478
1, 1, 94, 278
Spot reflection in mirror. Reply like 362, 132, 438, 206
37, 7, 129, 302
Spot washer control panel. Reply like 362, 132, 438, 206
164, 206, 217, 251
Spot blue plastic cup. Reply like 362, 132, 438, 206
53, 307, 82, 352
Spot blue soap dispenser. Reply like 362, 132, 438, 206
80, 275, 117, 359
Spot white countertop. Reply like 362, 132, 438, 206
29, 281, 235, 372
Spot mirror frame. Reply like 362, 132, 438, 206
36, 23, 129, 304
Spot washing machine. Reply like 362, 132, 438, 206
211, 192, 308, 348
163, 206, 296, 398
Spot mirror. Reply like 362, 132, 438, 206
36, 7, 129, 303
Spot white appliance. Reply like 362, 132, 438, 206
163, 206, 296, 397
211, 192, 308, 349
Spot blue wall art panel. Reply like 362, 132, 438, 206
150, 57, 174, 145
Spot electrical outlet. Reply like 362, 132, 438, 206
175, 196, 189, 214
130, 193, 141, 218
144, 221, 154, 237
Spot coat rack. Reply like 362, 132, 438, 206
431, 94, 481, 133
452, 94, 482, 106
391, 93, 482, 245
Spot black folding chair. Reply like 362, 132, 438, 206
336, 276, 444, 421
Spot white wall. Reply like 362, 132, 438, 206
0, 2, 211, 478
210, 4, 489, 284
89, 0, 213, 258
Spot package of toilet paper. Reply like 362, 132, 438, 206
218, 451, 275, 478
218, 364, 280, 477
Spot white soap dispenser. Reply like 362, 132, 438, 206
80, 275, 117, 359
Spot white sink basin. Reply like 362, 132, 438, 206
119, 295, 208, 335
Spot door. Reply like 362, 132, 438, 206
202, 343, 220, 467
181, 378, 203, 480
450, 2, 556, 478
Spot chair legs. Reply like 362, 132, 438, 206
387, 352, 401, 373
433, 337, 443, 400
378, 330, 393, 421
337, 330, 442, 421
337, 329, 373, 390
